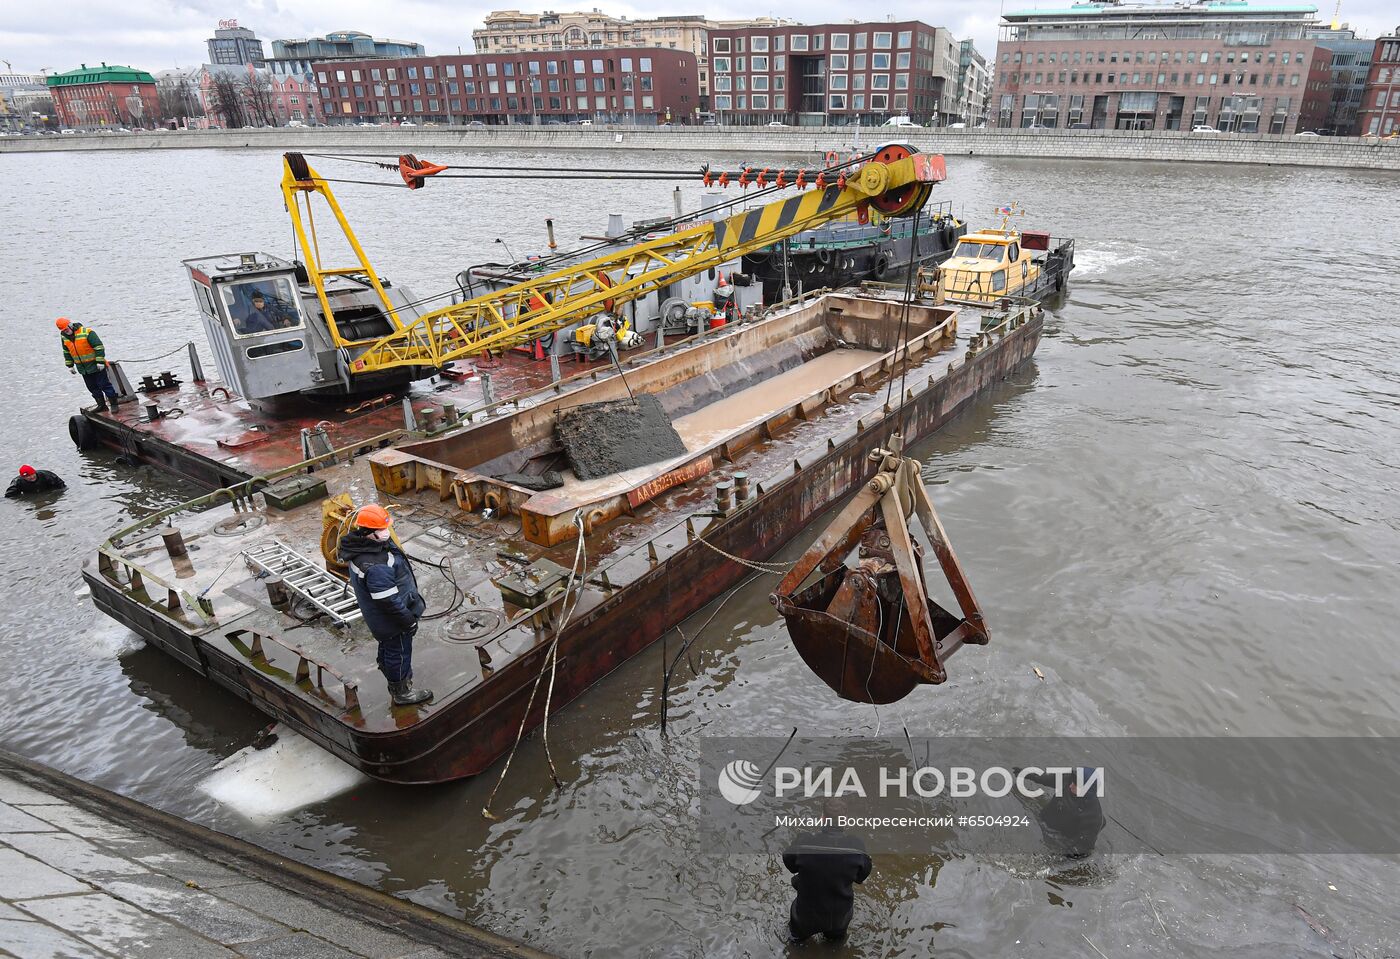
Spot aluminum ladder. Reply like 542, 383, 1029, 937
243, 539, 363, 626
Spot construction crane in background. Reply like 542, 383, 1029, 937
279, 146, 946, 378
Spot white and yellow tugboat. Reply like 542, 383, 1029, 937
934, 204, 1075, 305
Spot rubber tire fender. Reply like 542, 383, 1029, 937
816, 249, 833, 267
872, 254, 891, 281
69, 414, 98, 452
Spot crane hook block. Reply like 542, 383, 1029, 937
399, 154, 449, 190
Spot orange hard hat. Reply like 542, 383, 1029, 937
354, 504, 392, 529
55, 317, 72, 330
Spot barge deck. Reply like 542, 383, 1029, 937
85, 291, 1044, 783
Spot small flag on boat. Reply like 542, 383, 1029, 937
996, 205, 1014, 214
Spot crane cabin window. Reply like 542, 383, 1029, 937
222, 278, 304, 337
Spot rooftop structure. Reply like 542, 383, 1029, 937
207, 22, 265, 66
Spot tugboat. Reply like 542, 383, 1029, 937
742, 203, 966, 302
934, 206, 1075, 305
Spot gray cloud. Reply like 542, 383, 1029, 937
3, 1, 1396, 73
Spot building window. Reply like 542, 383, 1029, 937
715, 94, 732, 109
832, 33, 849, 50
752, 94, 768, 108
753, 75, 769, 91
831, 54, 848, 71
752, 36, 768, 53
873, 53, 890, 70
752, 56, 768, 70
854, 54, 866, 70
640, 57, 652, 71
791, 35, 808, 52
870, 93, 887, 109
897, 31, 911, 49
713, 38, 730, 53
830, 74, 848, 90
897, 52, 910, 69
829, 94, 846, 110
874, 32, 892, 49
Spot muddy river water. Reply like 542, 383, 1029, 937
1, 145, 1398, 957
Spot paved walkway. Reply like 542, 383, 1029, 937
0, 753, 549, 959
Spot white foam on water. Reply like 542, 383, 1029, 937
1073, 247, 1143, 276
199, 727, 367, 820
82, 621, 146, 658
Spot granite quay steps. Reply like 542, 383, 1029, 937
0, 749, 552, 959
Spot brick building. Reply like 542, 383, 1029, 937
1358, 27, 1400, 136
314, 48, 699, 125
992, 1, 1335, 134
704, 20, 961, 126
46, 63, 161, 129
472, 10, 791, 102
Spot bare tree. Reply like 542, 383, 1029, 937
241, 72, 276, 127
207, 71, 247, 129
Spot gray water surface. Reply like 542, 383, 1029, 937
1, 147, 1397, 957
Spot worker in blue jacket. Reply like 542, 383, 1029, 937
337, 504, 433, 707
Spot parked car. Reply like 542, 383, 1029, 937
578, 119, 593, 126
766, 120, 787, 127
1068, 122, 1090, 129
59, 128, 78, 135
468, 120, 486, 127
947, 122, 967, 129
356, 121, 377, 128
1294, 130, 1321, 137
1191, 125, 1220, 133
883, 116, 922, 129
702, 119, 718, 126
286, 120, 305, 128
399, 120, 417, 127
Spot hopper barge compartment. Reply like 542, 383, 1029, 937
84, 292, 1042, 784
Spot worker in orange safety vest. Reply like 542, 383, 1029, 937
57, 318, 119, 413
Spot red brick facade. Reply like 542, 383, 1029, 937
313, 48, 699, 125
1358, 31, 1400, 136
48, 65, 161, 129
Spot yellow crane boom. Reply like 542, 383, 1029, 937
280, 146, 946, 376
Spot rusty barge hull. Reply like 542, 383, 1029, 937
85, 295, 1042, 784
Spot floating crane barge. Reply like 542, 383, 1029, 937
82, 148, 1055, 783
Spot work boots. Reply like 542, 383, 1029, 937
106, 396, 120, 414
388, 677, 433, 707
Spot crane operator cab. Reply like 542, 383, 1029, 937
183, 252, 428, 410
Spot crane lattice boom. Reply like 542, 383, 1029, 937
280, 147, 946, 376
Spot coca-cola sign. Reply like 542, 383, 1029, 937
218, 18, 239, 29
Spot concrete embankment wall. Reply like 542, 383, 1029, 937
3, 125, 1398, 171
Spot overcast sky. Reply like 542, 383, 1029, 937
3, 1, 1396, 74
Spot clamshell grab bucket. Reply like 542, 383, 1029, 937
771, 435, 988, 704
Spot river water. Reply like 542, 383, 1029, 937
2, 146, 1398, 957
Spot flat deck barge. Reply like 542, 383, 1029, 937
85, 290, 1043, 783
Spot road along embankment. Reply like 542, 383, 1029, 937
3, 125, 1398, 171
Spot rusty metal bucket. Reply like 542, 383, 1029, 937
772, 436, 988, 704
